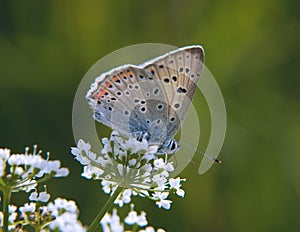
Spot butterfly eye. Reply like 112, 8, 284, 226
172, 76, 177, 82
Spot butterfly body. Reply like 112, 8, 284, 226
86, 45, 204, 154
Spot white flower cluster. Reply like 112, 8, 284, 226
0, 191, 86, 231
101, 204, 165, 232
71, 131, 186, 209
44, 198, 86, 232
0, 145, 82, 231
0, 146, 69, 192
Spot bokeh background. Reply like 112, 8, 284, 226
1, 1, 299, 231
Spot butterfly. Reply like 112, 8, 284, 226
86, 45, 204, 154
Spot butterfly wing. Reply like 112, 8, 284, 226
141, 45, 205, 139
86, 64, 170, 144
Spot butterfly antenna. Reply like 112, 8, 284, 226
179, 141, 222, 164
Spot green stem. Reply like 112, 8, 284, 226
87, 187, 123, 232
2, 188, 12, 232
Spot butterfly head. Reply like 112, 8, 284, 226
157, 139, 179, 154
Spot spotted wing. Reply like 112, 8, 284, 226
86, 64, 169, 142
140, 45, 205, 139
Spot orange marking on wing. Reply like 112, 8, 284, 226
112, 75, 120, 82
120, 72, 127, 78
96, 89, 107, 98
105, 81, 112, 88
126, 70, 133, 77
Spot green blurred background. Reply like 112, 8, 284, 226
0, 0, 299, 231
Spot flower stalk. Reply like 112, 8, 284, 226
2, 187, 12, 232
87, 186, 123, 232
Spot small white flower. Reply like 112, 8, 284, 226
52, 198, 77, 213
13, 166, 24, 175
29, 191, 38, 201
55, 167, 69, 177
19, 202, 36, 214
169, 177, 185, 197
101, 180, 115, 194
71, 147, 80, 156
101, 144, 112, 154
38, 191, 51, 202
125, 210, 138, 225
101, 209, 123, 232
136, 211, 148, 227
153, 158, 165, 169
142, 152, 155, 161
0, 149, 10, 176
125, 207, 148, 226
152, 192, 172, 210
152, 174, 167, 188
0, 159, 6, 177
115, 189, 133, 207
78, 139, 91, 151
82, 165, 104, 179
0, 148, 10, 159
8, 205, 17, 223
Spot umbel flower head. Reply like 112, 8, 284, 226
0, 146, 69, 193
0, 193, 86, 231
71, 131, 186, 209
